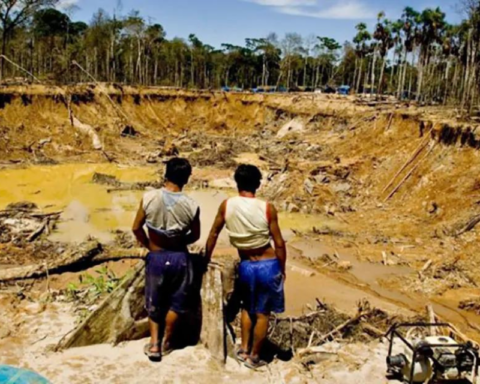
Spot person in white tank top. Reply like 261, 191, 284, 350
205, 164, 287, 369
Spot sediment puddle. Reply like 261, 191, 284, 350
2, 164, 480, 338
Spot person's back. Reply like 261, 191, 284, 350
132, 158, 201, 361
224, 195, 270, 251
143, 188, 198, 250
205, 164, 286, 369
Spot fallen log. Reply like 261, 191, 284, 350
385, 113, 394, 131
384, 142, 437, 202
455, 214, 480, 236
314, 311, 369, 345
27, 220, 48, 242
56, 255, 233, 363
360, 323, 385, 338
0, 241, 102, 282
92, 247, 147, 263
71, 116, 103, 150
381, 128, 433, 196
57, 261, 146, 349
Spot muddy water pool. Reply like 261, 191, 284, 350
2, 164, 480, 332
0, 164, 330, 244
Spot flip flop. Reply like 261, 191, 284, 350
144, 343, 162, 362
162, 344, 174, 358
235, 348, 249, 363
244, 356, 268, 370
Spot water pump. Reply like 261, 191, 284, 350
386, 323, 479, 383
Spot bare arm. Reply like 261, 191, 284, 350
268, 203, 287, 277
132, 199, 150, 251
205, 201, 226, 264
186, 208, 201, 245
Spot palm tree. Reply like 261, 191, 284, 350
353, 22, 371, 93
369, 11, 386, 95
415, 7, 446, 101
373, 14, 394, 94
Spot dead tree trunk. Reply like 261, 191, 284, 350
56, 256, 238, 364
0, 241, 102, 282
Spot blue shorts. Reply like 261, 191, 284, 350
239, 258, 285, 315
145, 250, 193, 321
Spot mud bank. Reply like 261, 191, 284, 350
2, 86, 480, 382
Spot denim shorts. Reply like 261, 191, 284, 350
145, 250, 193, 321
239, 258, 285, 315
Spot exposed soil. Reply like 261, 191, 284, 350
1, 84, 480, 383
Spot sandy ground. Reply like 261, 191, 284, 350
0, 299, 402, 384
2, 88, 480, 383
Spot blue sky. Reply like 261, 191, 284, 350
63, 0, 463, 48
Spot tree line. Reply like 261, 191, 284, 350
1, 0, 480, 110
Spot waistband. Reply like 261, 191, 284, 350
240, 257, 278, 265
147, 250, 190, 258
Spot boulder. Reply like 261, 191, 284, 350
276, 119, 305, 138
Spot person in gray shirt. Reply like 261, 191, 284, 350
132, 158, 200, 361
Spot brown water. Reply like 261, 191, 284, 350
291, 240, 480, 339
2, 164, 479, 337
0, 164, 327, 244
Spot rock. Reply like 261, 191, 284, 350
276, 118, 305, 138
304, 178, 315, 195
331, 182, 351, 193
337, 261, 353, 271
6, 201, 38, 211
301, 205, 311, 214
287, 203, 300, 213
210, 178, 236, 189
146, 152, 160, 163
0, 325, 11, 339
427, 201, 438, 214
324, 204, 336, 216
92, 173, 120, 186
314, 174, 330, 184
38, 138, 51, 147
164, 143, 179, 157
121, 125, 137, 137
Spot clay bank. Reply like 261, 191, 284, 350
1, 85, 480, 383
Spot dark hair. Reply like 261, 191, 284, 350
234, 164, 262, 193
165, 158, 192, 187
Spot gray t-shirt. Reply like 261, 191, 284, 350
143, 189, 199, 238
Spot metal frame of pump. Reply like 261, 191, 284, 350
386, 323, 479, 384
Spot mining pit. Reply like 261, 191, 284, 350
1, 84, 480, 383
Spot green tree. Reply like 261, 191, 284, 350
0, 0, 58, 79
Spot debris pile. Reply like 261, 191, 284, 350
0, 202, 61, 245
92, 172, 162, 192
267, 300, 402, 353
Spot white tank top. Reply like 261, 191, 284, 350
225, 196, 271, 250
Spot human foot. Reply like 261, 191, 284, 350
144, 342, 162, 362
244, 355, 268, 370
235, 347, 249, 363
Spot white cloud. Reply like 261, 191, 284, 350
244, 0, 376, 20
56, 0, 80, 11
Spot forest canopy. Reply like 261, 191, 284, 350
1, 1, 480, 108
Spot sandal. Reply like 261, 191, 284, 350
144, 342, 162, 362
162, 343, 174, 358
235, 348, 249, 363
244, 356, 268, 370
